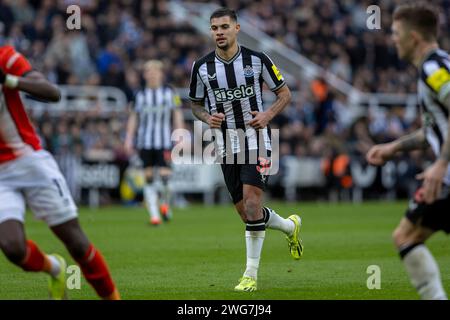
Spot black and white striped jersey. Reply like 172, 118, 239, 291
419, 48, 450, 184
132, 86, 181, 150
189, 44, 285, 158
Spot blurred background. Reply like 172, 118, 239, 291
1, 0, 450, 207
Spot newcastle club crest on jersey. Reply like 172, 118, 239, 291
243, 65, 254, 78
422, 112, 435, 127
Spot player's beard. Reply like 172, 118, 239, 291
216, 41, 229, 50
397, 47, 414, 64
396, 39, 415, 63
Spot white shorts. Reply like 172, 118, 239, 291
0, 150, 78, 226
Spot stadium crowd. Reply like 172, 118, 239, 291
1, 0, 442, 201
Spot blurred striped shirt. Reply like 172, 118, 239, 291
132, 86, 181, 150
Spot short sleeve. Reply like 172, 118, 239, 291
423, 59, 450, 103
260, 52, 285, 91
188, 61, 205, 101
132, 91, 144, 112
0, 46, 32, 76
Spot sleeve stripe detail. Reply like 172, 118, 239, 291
270, 82, 286, 92
6, 53, 20, 70
438, 82, 450, 102
188, 96, 204, 101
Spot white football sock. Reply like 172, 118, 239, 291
161, 179, 172, 217
47, 255, 61, 277
144, 184, 160, 220
402, 244, 447, 300
263, 207, 295, 236
243, 230, 265, 280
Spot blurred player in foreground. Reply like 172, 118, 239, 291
367, 2, 450, 300
0, 45, 120, 300
125, 60, 184, 225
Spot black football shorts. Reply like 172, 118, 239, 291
220, 161, 270, 204
138, 149, 170, 168
405, 185, 450, 234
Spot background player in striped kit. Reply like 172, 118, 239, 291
125, 60, 184, 225
189, 8, 303, 292
367, 2, 450, 300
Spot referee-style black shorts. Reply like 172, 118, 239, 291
220, 163, 269, 204
405, 186, 450, 234
138, 149, 170, 168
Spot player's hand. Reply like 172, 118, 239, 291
366, 143, 397, 166
248, 111, 270, 129
208, 113, 224, 129
416, 159, 448, 204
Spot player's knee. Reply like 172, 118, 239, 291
145, 175, 154, 184
161, 174, 169, 184
0, 238, 27, 264
392, 226, 425, 248
392, 227, 407, 248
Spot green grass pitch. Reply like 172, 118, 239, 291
0, 201, 449, 300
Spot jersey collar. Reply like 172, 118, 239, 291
419, 47, 439, 68
215, 44, 241, 65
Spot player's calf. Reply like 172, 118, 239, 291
0, 237, 27, 265
51, 219, 120, 300
51, 220, 90, 260
393, 219, 446, 300
74, 243, 120, 300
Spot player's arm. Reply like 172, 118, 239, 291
248, 84, 291, 129
390, 128, 428, 152
191, 100, 223, 128
0, 70, 60, 102
249, 52, 291, 129
171, 92, 184, 130
173, 108, 184, 130
124, 107, 138, 155
189, 60, 224, 129
366, 128, 428, 166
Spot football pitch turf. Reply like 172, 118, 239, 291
0, 201, 449, 300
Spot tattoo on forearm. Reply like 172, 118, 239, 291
266, 89, 290, 119
397, 129, 428, 152
191, 102, 210, 123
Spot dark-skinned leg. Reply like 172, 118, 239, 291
0, 220, 27, 265
51, 218, 120, 300
0, 220, 57, 274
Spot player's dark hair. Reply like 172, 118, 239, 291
393, 2, 439, 41
210, 7, 237, 22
